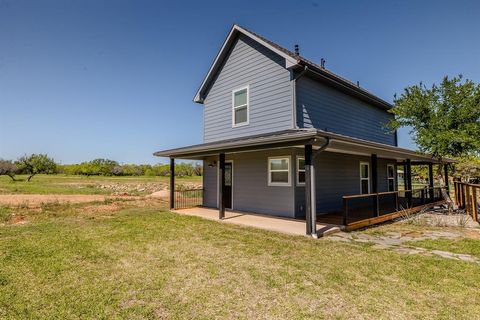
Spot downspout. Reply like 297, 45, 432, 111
309, 137, 330, 238
292, 66, 308, 129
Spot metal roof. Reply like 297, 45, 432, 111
193, 24, 393, 110
154, 128, 454, 164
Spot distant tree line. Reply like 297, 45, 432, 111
0, 154, 202, 181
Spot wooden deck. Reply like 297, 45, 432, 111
317, 200, 446, 231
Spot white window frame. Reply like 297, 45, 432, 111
359, 162, 370, 194
231, 85, 249, 128
387, 164, 395, 192
296, 156, 305, 186
268, 156, 291, 187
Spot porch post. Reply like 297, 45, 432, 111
406, 159, 412, 207
444, 164, 450, 193
305, 144, 313, 235
428, 163, 434, 201
169, 157, 175, 210
219, 153, 225, 219
371, 154, 379, 216
310, 152, 317, 237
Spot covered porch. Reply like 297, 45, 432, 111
155, 129, 453, 235
174, 207, 340, 237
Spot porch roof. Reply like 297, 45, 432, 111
153, 129, 454, 164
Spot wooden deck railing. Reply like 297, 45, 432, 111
174, 188, 203, 210
342, 187, 445, 226
454, 181, 479, 222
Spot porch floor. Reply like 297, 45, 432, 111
173, 207, 341, 237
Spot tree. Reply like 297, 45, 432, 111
0, 160, 17, 181
454, 156, 480, 184
390, 75, 480, 207
16, 154, 57, 182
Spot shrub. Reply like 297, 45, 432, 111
16, 154, 56, 181
0, 159, 17, 181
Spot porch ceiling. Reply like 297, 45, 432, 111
154, 128, 454, 164
153, 129, 320, 159
316, 130, 449, 163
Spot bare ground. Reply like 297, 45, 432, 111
0, 194, 138, 207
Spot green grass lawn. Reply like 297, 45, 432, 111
0, 174, 202, 195
0, 200, 479, 319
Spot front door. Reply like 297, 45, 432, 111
224, 162, 233, 209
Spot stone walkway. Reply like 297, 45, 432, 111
326, 230, 480, 263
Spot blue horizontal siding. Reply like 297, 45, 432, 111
203, 34, 293, 143
296, 77, 396, 145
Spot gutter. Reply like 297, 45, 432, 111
308, 137, 330, 238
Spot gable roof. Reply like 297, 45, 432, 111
193, 24, 393, 110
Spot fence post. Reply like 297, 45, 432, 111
374, 194, 380, 217
473, 187, 478, 222
466, 185, 471, 217
428, 163, 434, 200
394, 192, 399, 211
343, 197, 348, 226
453, 182, 458, 206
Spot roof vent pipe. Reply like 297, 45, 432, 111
320, 58, 325, 68
294, 44, 299, 56
356, 81, 360, 87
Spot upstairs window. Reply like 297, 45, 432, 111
360, 162, 370, 194
232, 86, 249, 127
387, 164, 395, 191
268, 157, 291, 186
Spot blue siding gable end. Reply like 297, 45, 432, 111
203, 34, 294, 143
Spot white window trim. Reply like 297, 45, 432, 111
268, 156, 291, 187
387, 164, 395, 192
231, 85, 250, 128
360, 161, 370, 194
296, 156, 305, 186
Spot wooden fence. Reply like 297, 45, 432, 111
454, 181, 479, 222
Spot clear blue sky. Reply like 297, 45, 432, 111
1, 0, 479, 164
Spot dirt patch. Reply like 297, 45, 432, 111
463, 229, 480, 240
0, 194, 135, 208
11, 215, 28, 225
82, 202, 123, 214
149, 190, 169, 198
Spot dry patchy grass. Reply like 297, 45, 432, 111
0, 199, 479, 319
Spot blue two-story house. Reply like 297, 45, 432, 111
155, 25, 449, 234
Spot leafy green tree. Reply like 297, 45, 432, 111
390, 75, 480, 206
454, 156, 480, 183
16, 154, 57, 181
0, 159, 18, 181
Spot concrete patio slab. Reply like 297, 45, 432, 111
173, 207, 340, 237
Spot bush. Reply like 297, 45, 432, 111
16, 154, 56, 181
55, 161, 202, 177
0, 159, 17, 181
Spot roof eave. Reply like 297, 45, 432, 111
298, 61, 393, 110
193, 24, 299, 104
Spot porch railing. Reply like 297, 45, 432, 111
342, 187, 445, 225
174, 188, 203, 210
454, 181, 479, 222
